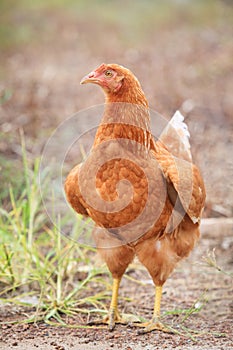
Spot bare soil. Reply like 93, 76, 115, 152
0, 219, 232, 350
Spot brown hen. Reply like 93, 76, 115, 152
65, 63, 206, 333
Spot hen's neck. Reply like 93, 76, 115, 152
94, 85, 152, 150
106, 79, 149, 107
103, 82, 150, 128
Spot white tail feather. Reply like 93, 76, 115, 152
159, 110, 192, 162
170, 110, 191, 151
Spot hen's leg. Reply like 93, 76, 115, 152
88, 278, 121, 330
133, 286, 170, 334
88, 278, 121, 329
106, 277, 122, 330
88, 278, 140, 331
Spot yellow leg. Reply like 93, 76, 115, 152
153, 285, 162, 318
133, 286, 171, 334
108, 278, 121, 330
88, 278, 141, 331
87, 278, 121, 330
110, 278, 120, 310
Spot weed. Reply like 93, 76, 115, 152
202, 249, 233, 278
0, 140, 110, 325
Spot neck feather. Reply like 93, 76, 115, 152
106, 78, 149, 107
94, 83, 152, 150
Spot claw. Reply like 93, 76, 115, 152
137, 320, 171, 334
130, 285, 172, 334
132, 317, 171, 334
87, 316, 108, 327
87, 310, 142, 331
87, 311, 116, 330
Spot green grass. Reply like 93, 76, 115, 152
0, 140, 110, 325
0, 155, 23, 203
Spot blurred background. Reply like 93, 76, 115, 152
0, 0, 232, 215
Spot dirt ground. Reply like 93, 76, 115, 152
0, 218, 232, 350
1, 1, 233, 349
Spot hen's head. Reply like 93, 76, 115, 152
80, 63, 147, 105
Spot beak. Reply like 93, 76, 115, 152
80, 71, 99, 85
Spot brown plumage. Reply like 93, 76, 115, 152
65, 63, 206, 333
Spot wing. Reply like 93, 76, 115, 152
64, 163, 89, 216
151, 111, 205, 231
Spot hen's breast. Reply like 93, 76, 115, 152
95, 157, 148, 226
78, 134, 168, 244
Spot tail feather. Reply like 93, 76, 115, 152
159, 110, 192, 162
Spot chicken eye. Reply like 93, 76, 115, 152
105, 70, 113, 77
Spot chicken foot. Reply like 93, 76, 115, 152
132, 286, 171, 334
88, 278, 141, 331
